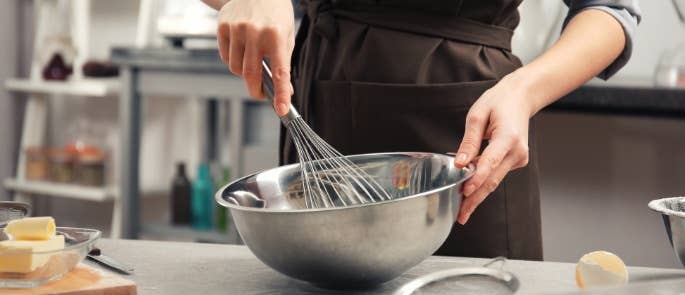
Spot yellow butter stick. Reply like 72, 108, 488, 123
0, 235, 65, 273
4, 216, 56, 240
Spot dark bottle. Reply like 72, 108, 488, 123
170, 163, 192, 225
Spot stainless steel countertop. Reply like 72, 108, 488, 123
92, 238, 685, 294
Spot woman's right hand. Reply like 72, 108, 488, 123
216, 0, 296, 116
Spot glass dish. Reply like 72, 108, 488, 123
0, 227, 101, 288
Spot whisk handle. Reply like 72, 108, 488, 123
261, 59, 301, 125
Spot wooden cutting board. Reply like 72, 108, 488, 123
0, 263, 137, 295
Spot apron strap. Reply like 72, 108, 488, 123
333, 9, 513, 51
299, 0, 514, 51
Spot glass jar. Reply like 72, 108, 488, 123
49, 149, 74, 183
24, 147, 49, 181
75, 148, 106, 187
654, 43, 685, 88
654, 0, 685, 87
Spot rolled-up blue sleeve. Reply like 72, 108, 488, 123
562, 0, 642, 80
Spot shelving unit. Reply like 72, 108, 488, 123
6, 1, 256, 243
4, 179, 114, 202
4, 0, 126, 238
5, 78, 120, 97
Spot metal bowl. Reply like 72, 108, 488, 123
648, 197, 685, 267
216, 152, 474, 287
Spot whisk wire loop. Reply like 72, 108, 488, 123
263, 60, 391, 209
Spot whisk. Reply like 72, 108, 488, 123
261, 60, 391, 208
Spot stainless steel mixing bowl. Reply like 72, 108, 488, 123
216, 152, 474, 287
649, 197, 685, 267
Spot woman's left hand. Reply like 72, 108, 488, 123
453, 70, 535, 225
451, 7, 629, 225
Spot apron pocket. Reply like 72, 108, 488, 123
312, 79, 497, 154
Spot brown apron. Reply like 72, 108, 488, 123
281, 0, 543, 260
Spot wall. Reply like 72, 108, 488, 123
515, 0, 685, 84
0, 0, 22, 200
615, 0, 685, 81
537, 112, 685, 268
513, 1, 685, 268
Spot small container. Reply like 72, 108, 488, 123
24, 147, 49, 181
214, 167, 231, 232
42, 53, 73, 81
49, 149, 74, 183
75, 148, 106, 187
192, 163, 214, 230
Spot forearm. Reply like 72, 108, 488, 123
513, 9, 626, 116
202, 0, 230, 10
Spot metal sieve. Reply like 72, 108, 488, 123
649, 196, 685, 267
0, 201, 31, 225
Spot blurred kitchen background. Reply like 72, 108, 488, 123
0, 0, 683, 268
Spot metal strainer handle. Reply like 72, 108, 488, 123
393, 257, 519, 295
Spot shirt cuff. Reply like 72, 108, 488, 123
562, 6, 639, 80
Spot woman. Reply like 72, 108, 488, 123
202, 0, 640, 260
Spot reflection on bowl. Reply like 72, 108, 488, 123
0, 227, 101, 288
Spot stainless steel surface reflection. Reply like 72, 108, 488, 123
649, 197, 685, 267
216, 152, 474, 287
0, 201, 31, 241
0, 201, 31, 225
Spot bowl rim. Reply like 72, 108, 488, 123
0, 226, 101, 255
649, 196, 685, 218
215, 152, 476, 213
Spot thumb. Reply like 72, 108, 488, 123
455, 110, 487, 168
